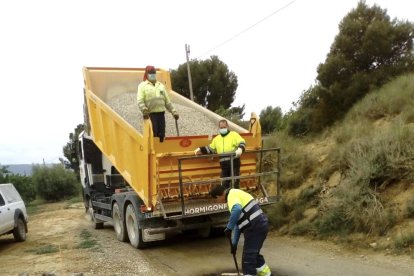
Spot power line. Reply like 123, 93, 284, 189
196, 0, 298, 59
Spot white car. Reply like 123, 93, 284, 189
0, 183, 28, 241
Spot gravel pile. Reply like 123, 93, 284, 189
107, 92, 219, 136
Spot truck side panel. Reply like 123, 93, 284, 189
83, 67, 262, 210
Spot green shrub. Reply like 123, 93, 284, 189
298, 185, 322, 204
263, 132, 316, 189
348, 74, 414, 121
322, 120, 414, 190
332, 118, 374, 145
314, 180, 396, 236
290, 185, 322, 223
314, 206, 348, 236
393, 231, 414, 253
3, 173, 36, 203
290, 221, 314, 235
32, 164, 79, 201
406, 194, 414, 218
265, 201, 290, 229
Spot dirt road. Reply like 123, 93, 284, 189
1, 201, 413, 276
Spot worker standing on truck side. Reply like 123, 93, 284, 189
137, 65, 179, 142
194, 119, 245, 189
210, 185, 273, 276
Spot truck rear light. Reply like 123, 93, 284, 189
140, 205, 152, 212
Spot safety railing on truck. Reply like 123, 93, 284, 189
158, 148, 281, 220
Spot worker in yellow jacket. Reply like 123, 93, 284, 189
210, 185, 273, 276
194, 119, 245, 189
137, 65, 179, 142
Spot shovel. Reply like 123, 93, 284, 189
223, 236, 242, 276
175, 118, 180, 136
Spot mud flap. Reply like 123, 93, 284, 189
142, 228, 165, 242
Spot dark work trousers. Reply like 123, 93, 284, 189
220, 158, 241, 189
242, 214, 269, 275
149, 112, 166, 142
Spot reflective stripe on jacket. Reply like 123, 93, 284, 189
227, 189, 262, 231
205, 131, 246, 161
237, 199, 262, 231
137, 80, 176, 113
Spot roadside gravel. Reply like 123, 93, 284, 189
0, 202, 168, 276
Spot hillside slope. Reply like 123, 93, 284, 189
265, 73, 414, 256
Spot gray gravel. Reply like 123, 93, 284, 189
107, 92, 219, 136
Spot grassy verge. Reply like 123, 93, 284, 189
75, 229, 99, 249
25, 244, 60, 255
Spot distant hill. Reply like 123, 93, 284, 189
4, 164, 58, 176
5, 164, 34, 176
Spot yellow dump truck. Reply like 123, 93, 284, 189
79, 67, 280, 249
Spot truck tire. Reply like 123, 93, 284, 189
83, 194, 89, 214
125, 203, 145, 249
13, 217, 26, 242
113, 202, 128, 242
89, 199, 103, 229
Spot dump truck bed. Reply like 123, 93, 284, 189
83, 67, 263, 210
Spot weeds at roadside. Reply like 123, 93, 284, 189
26, 198, 47, 216
405, 194, 414, 218
290, 221, 314, 235
265, 201, 290, 229
75, 229, 99, 249
392, 231, 414, 255
25, 244, 59, 255
64, 195, 83, 209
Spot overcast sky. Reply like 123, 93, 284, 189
0, 0, 413, 165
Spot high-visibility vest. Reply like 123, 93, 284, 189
137, 80, 176, 113
207, 132, 246, 162
227, 189, 263, 231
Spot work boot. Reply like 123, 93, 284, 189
256, 263, 271, 276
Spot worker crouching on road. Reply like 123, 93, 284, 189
210, 185, 272, 276
137, 65, 179, 142
194, 119, 245, 189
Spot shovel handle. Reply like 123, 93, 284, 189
175, 118, 179, 136
227, 235, 240, 275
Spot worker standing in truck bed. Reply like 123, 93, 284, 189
137, 65, 179, 142
194, 119, 245, 188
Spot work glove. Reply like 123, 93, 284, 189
224, 227, 232, 240
142, 108, 150, 120
173, 112, 179, 120
194, 148, 201, 155
231, 243, 237, 255
235, 147, 243, 158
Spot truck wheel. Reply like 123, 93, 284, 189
13, 217, 26, 242
125, 203, 145, 249
84, 196, 89, 213
113, 202, 128, 242
89, 199, 103, 229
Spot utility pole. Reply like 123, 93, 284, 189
185, 44, 194, 101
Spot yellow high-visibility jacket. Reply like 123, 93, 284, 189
137, 80, 176, 114
206, 131, 246, 156
227, 188, 253, 212
200, 131, 246, 162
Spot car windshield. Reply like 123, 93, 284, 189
0, 184, 22, 203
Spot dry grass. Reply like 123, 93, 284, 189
265, 74, 414, 243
